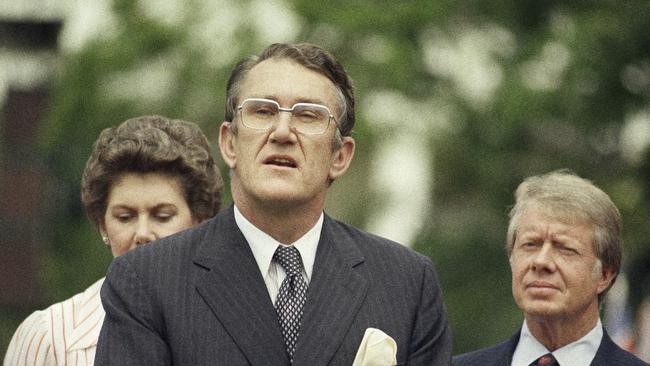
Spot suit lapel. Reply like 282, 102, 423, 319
193, 206, 289, 366
501, 331, 520, 366
292, 215, 369, 366
591, 330, 621, 366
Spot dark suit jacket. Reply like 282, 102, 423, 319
452, 328, 649, 366
95, 205, 452, 365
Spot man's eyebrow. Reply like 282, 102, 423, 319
255, 95, 329, 107
294, 97, 328, 105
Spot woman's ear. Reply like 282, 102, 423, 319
99, 223, 109, 245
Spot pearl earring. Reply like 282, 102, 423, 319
102, 236, 110, 245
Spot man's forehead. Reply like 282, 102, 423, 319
517, 208, 594, 241
521, 200, 590, 222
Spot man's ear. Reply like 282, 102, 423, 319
328, 136, 355, 181
219, 121, 237, 169
596, 264, 617, 295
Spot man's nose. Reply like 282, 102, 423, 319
531, 242, 557, 270
269, 111, 296, 143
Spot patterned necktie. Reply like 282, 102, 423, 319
273, 245, 308, 362
531, 353, 559, 366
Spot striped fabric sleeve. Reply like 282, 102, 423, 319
3, 310, 56, 366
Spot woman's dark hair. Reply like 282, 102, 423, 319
81, 115, 223, 226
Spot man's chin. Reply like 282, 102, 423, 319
521, 301, 563, 319
253, 190, 312, 208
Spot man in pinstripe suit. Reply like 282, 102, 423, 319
95, 43, 452, 366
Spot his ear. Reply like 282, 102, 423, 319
596, 265, 617, 294
328, 136, 355, 181
219, 121, 237, 169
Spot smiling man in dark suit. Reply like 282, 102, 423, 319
94, 43, 452, 366
453, 170, 649, 366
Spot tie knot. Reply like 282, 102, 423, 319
273, 245, 304, 276
534, 353, 558, 366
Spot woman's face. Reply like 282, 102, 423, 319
101, 172, 198, 257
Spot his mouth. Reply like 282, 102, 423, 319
264, 156, 297, 168
526, 281, 558, 290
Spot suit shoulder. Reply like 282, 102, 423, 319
603, 341, 650, 365
4, 307, 53, 365
615, 352, 650, 366
5, 281, 107, 365
325, 215, 431, 265
597, 331, 650, 365
119, 214, 218, 261
10, 306, 51, 340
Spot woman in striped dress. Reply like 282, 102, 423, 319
3, 115, 223, 366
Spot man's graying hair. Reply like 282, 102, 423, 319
224, 43, 355, 141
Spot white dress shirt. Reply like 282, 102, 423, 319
511, 318, 603, 366
234, 205, 321, 305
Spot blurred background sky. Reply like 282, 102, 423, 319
1, 0, 650, 360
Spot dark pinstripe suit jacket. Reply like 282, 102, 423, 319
94, 205, 452, 365
452, 328, 649, 366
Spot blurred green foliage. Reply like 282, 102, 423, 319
2, 0, 650, 359
298, 0, 650, 352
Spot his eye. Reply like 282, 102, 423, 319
294, 104, 328, 121
294, 109, 319, 121
255, 106, 276, 116
559, 246, 579, 256
246, 102, 278, 118
520, 241, 539, 250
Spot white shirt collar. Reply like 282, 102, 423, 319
233, 204, 321, 283
511, 318, 603, 366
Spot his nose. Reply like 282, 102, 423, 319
133, 218, 155, 246
269, 111, 297, 143
531, 242, 557, 271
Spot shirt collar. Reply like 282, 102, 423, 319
553, 319, 602, 366
512, 319, 603, 366
234, 204, 322, 282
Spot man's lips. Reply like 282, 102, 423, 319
263, 155, 297, 168
527, 280, 557, 288
526, 281, 559, 292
